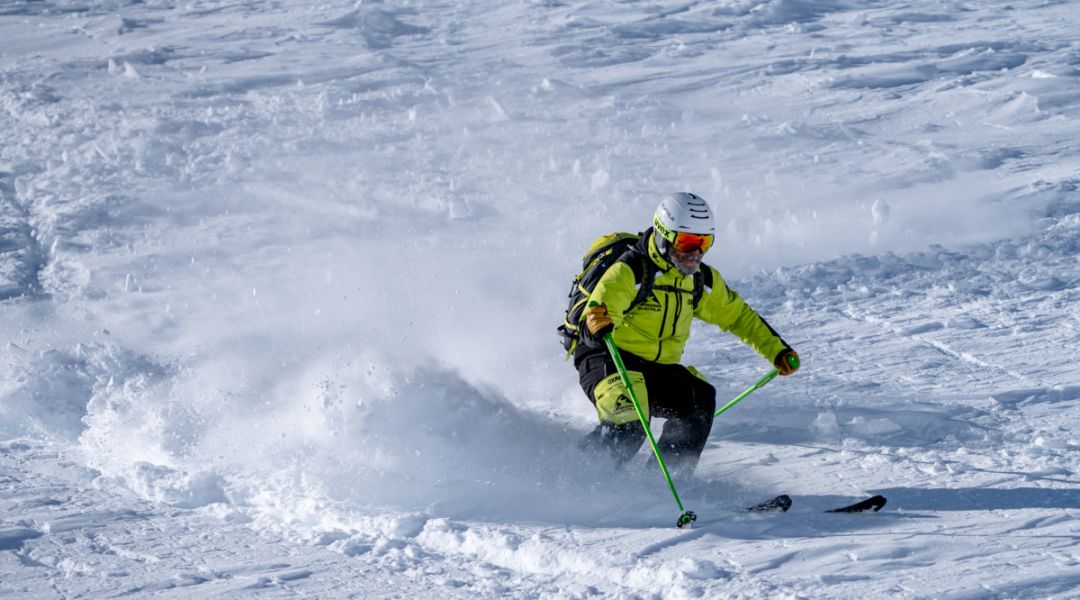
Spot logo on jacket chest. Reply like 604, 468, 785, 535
636, 300, 662, 313
636, 292, 690, 313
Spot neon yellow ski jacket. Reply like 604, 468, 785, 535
587, 234, 788, 365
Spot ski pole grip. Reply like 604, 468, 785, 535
786, 354, 800, 370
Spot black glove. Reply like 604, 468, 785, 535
774, 348, 800, 376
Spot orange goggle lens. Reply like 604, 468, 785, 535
671, 232, 713, 253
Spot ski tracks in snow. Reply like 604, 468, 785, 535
838, 302, 1037, 389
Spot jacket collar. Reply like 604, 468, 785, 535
642, 227, 676, 273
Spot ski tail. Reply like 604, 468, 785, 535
741, 494, 886, 514
826, 494, 887, 513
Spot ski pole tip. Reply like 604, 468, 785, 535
676, 511, 697, 528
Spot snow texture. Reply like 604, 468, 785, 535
2, 0, 1080, 597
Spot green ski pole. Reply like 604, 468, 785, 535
714, 354, 800, 418
602, 333, 696, 529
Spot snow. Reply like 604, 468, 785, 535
2, 0, 1080, 597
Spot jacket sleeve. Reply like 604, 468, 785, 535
587, 261, 638, 325
695, 266, 789, 362
578, 261, 638, 348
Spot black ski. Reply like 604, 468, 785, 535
742, 494, 886, 514
744, 494, 792, 512
826, 494, 887, 513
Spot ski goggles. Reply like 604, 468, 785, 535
669, 231, 714, 254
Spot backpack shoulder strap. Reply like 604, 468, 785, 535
692, 263, 712, 308
615, 245, 647, 282
619, 242, 656, 313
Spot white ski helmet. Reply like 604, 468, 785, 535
652, 192, 715, 253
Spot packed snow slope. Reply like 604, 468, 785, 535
3, 0, 1080, 597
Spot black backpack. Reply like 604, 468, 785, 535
557, 231, 709, 357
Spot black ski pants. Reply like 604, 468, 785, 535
575, 348, 716, 475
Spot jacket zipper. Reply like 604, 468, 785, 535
671, 275, 683, 338
654, 290, 669, 361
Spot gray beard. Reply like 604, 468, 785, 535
671, 257, 700, 276
675, 263, 699, 276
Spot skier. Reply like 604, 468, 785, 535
573, 192, 799, 475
